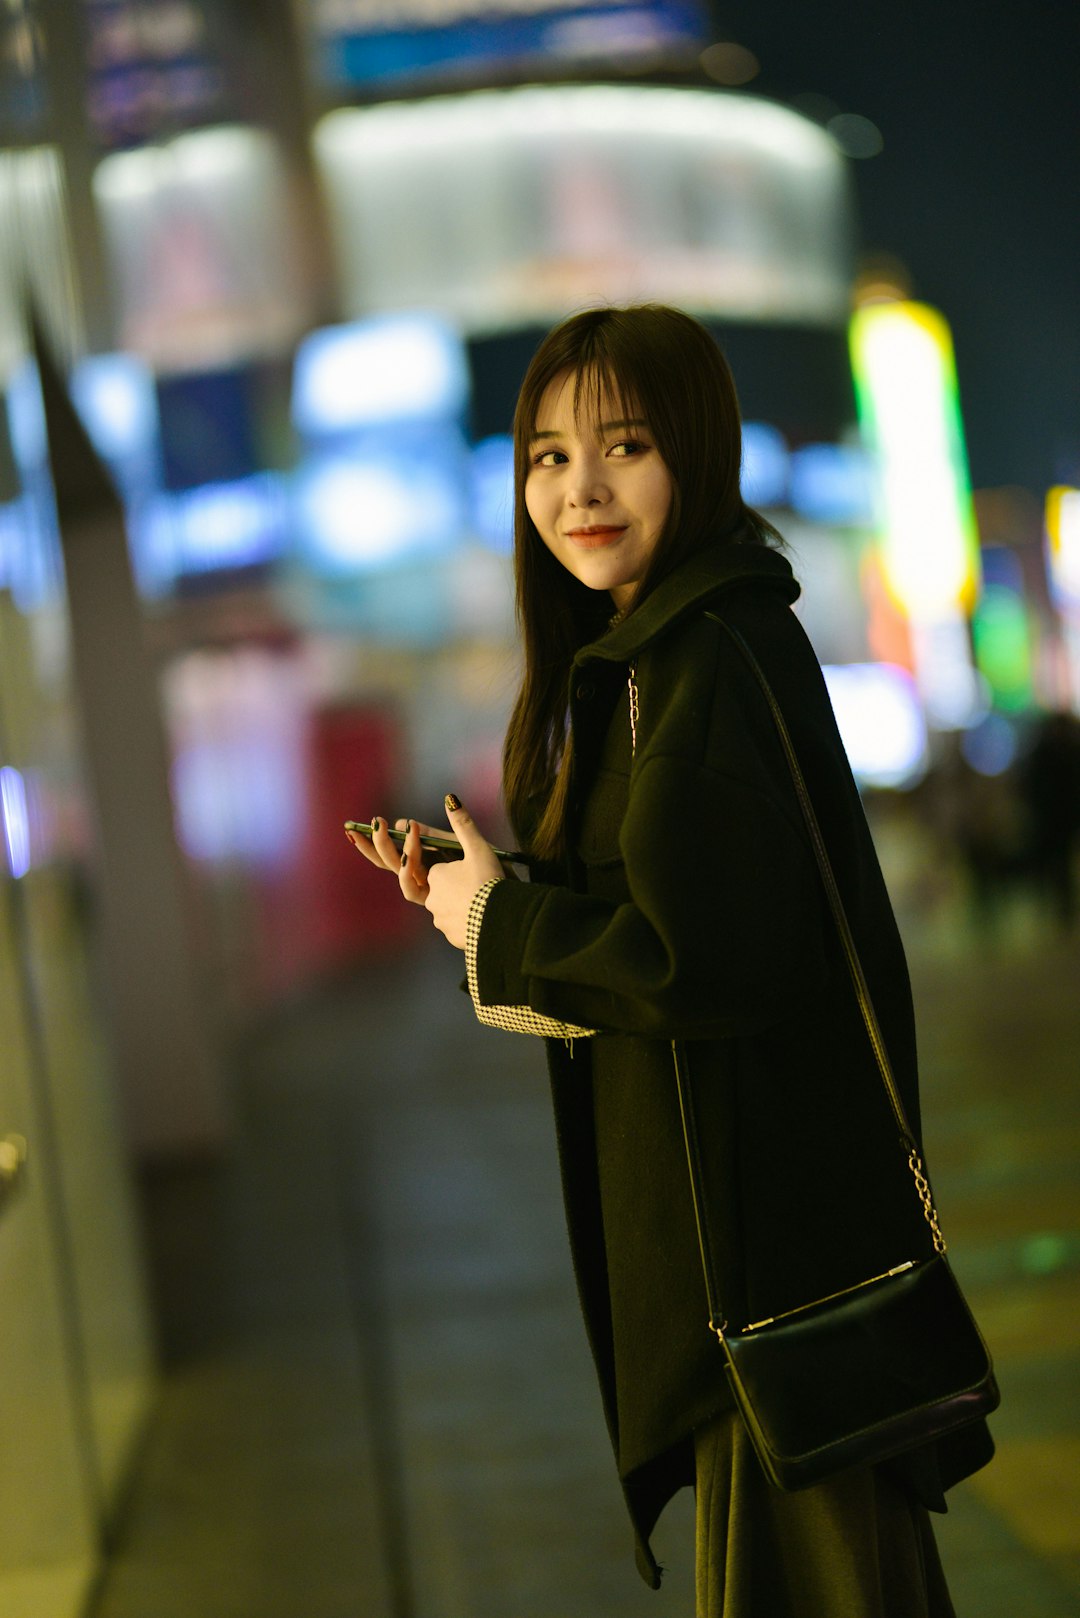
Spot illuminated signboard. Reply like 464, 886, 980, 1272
849, 300, 983, 728
290, 313, 470, 573
789, 443, 874, 526
310, 0, 705, 89
292, 315, 469, 440
315, 89, 853, 332
821, 662, 927, 790
294, 442, 466, 573
81, 0, 228, 149
1046, 485, 1080, 610
849, 301, 980, 619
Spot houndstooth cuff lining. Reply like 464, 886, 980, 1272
465, 878, 598, 1041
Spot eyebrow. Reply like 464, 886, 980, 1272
528, 417, 649, 444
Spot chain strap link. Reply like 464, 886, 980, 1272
908, 1148, 947, 1254
628, 665, 638, 757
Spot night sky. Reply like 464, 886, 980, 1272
714, 0, 1079, 498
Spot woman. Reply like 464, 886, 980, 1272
348, 304, 993, 1616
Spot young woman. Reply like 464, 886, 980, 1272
347, 304, 993, 1616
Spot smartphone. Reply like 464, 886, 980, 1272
344, 822, 529, 865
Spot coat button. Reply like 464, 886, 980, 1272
575, 680, 595, 700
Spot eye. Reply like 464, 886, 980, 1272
609, 438, 648, 458
532, 448, 567, 467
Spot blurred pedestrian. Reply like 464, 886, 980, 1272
1019, 709, 1080, 927
348, 305, 994, 1617
926, 734, 1027, 944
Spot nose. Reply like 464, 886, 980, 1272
567, 457, 610, 508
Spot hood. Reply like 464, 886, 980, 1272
575, 542, 799, 668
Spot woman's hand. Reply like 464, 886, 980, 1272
345, 797, 504, 944
346, 815, 435, 906
425, 796, 505, 949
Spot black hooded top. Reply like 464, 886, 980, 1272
473, 541, 994, 1586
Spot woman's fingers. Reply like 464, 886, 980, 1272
346, 825, 392, 869
393, 818, 439, 840
346, 815, 416, 880
365, 814, 429, 903
344, 816, 431, 905
368, 814, 401, 870
398, 817, 430, 903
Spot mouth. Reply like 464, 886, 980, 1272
565, 526, 628, 549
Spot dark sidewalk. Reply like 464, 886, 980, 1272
90, 895, 1080, 1617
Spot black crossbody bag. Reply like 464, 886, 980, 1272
639, 613, 1000, 1491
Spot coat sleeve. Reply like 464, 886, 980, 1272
464, 877, 598, 1040
474, 743, 830, 1041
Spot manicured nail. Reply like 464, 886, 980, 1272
445, 793, 461, 812
371, 816, 380, 832
405, 819, 411, 832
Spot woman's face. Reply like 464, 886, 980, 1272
524, 369, 674, 612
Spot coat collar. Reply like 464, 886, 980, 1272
574, 542, 799, 668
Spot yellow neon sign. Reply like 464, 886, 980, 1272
1046, 485, 1080, 609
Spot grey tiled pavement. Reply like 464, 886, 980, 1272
92, 890, 1080, 1618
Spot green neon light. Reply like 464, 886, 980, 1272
970, 584, 1034, 712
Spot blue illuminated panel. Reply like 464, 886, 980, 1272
741, 422, 788, 509
72, 352, 161, 497
172, 474, 288, 575
292, 315, 470, 441
789, 443, 874, 525
471, 435, 514, 554
315, 0, 706, 89
294, 439, 466, 574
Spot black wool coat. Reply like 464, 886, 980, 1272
475, 541, 994, 1588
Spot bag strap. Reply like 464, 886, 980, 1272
628, 615, 946, 1289
707, 612, 946, 1253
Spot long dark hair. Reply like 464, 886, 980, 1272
504, 303, 779, 860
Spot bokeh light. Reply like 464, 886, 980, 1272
0, 764, 31, 878
741, 421, 789, 507
471, 435, 515, 554
849, 301, 980, 618
700, 42, 760, 85
827, 113, 884, 158
1046, 485, 1080, 608
853, 252, 912, 306
822, 663, 928, 788
960, 712, 1020, 777
292, 315, 469, 440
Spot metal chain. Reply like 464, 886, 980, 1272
628, 665, 638, 757
908, 1148, 947, 1254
